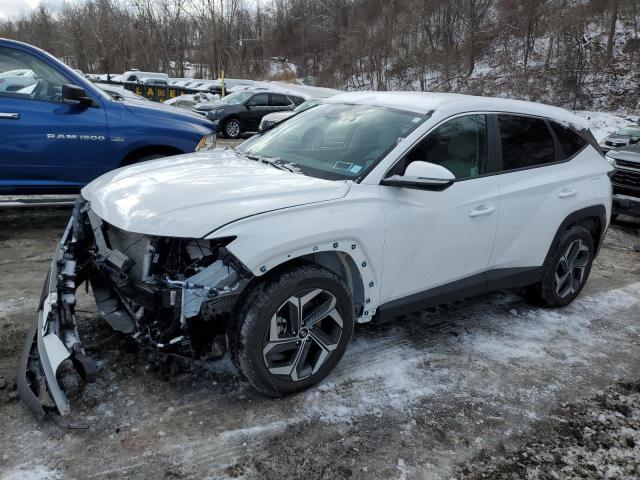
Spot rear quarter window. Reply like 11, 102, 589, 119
550, 121, 588, 159
498, 115, 555, 171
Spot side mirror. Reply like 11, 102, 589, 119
381, 161, 455, 191
62, 84, 95, 107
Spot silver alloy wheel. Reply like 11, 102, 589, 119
226, 120, 240, 137
262, 288, 343, 381
554, 239, 590, 298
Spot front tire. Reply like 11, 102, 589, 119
526, 226, 594, 307
229, 265, 354, 396
223, 118, 242, 139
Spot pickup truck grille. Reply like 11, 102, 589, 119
615, 159, 639, 170
612, 168, 640, 195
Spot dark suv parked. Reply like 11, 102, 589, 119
194, 89, 304, 138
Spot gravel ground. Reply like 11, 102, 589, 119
0, 205, 639, 479
458, 380, 640, 479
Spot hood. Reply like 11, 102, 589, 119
603, 135, 631, 145
82, 149, 351, 238
607, 143, 640, 163
122, 98, 214, 128
263, 111, 295, 122
194, 102, 221, 110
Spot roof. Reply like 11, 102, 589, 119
326, 91, 588, 130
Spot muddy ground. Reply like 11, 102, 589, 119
0, 205, 639, 480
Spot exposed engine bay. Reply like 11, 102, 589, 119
18, 198, 252, 419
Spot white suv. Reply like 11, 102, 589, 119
19, 92, 613, 417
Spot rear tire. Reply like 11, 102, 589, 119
525, 226, 594, 308
229, 265, 354, 396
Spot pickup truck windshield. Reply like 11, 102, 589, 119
237, 103, 428, 181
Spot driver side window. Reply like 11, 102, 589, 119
0, 47, 68, 102
403, 114, 487, 179
247, 93, 268, 106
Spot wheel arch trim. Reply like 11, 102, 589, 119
545, 204, 607, 263
230, 239, 379, 323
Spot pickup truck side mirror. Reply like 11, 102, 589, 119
62, 84, 95, 107
380, 161, 455, 191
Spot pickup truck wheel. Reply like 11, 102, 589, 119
231, 265, 354, 396
223, 119, 242, 139
525, 226, 594, 308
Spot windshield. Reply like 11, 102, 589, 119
237, 103, 429, 181
219, 91, 253, 105
617, 126, 640, 136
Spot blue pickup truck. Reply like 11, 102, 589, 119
0, 39, 216, 194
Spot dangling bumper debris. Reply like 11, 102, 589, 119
18, 198, 250, 419
18, 211, 96, 419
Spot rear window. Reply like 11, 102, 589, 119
551, 122, 588, 159
498, 115, 555, 171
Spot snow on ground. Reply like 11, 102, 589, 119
164, 92, 219, 109
1, 465, 61, 480
575, 111, 638, 142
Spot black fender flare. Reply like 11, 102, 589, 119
544, 204, 608, 263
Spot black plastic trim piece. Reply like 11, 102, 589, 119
375, 266, 545, 323
17, 315, 46, 420
380, 176, 454, 191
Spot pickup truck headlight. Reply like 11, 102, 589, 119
605, 154, 617, 168
196, 133, 217, 152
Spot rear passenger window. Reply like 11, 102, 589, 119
498, 115, 555, 171
270, 94, 290, 106
551, 122, 588, 159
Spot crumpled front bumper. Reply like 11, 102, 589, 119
18, 208, 96, 420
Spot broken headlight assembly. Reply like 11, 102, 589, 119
18, 197, 251, 419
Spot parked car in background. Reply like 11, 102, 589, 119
0, 39, 216, 194
139, 76, 168, 86
599, 125, 640, 152
20, 92, 612, 418
605, 144, 640, 218
259, 97, 323, 131
95, 82, 150, 102
195, 87, 305, 138
0, 67, 36, 92
121, 69, 169, 83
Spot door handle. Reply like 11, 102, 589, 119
469, 205, 496, 217
558, 188, 577, 198
0, 112, 20, 119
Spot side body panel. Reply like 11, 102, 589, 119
0, 41, 111, 189
490, 146, 611, 269
378, 177, 500, 304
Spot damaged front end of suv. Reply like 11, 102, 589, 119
18, 198, 252, 419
